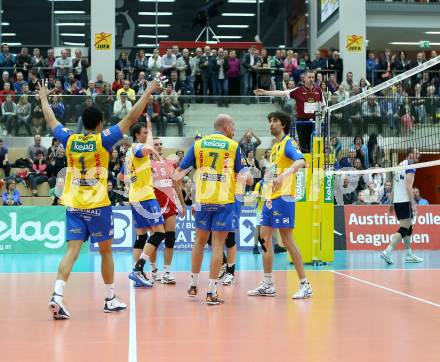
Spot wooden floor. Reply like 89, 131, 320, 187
1, 269, 439, 362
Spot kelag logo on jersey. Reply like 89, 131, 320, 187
202, 139, 229, 150
70, 141, 97, 153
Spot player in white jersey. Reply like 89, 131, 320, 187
380, 148, 423, 264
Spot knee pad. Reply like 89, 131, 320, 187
258, 236, 267, 253
397, 227, 410, 238
133, 234, 147, 250
165, 231, 176, 249
225, 232, 236, 249
408, 225, 413, 236
207, 232, 212, 246
147, 232, 165, 248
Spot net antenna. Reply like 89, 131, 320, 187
193, 0, 226, 43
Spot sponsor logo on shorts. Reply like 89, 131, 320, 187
72, 178, 99, 186
216, 221, 226, 227
69, 228, 83, 234
200, 173, 226, 182
70, 140, 97, 153
92, 232, 103, 237
202, 139, 229, 150
273, 211, 280, 216
198, 220, 207, 225
283, 217, 289, 224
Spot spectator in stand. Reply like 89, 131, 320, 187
161, 48, 177, 78
239, 128, 261, 155
400, 97, 415, 135
215, 48, 229, 104
29, 150, 48, 196
21, 83, 33, 97
53, 49, 72, 82
413, 187, 429, 205
31, 48, 45, 79
113, 92, 132, 124
64, 71, 84, 95
350, 136, 369, 169
339, 176, 358, 205
48, 147, 67, 188
392, 50, 410, 74
310, 50, 327, 71
259, 149, 271, 176
76, 97, 95, 133
115, 51, 133, 80
182, 177, 193, 206
227, 50, 241, 96
176, 48, 195, 95
27, 134, 47, 163
133, 71, 148, 96
116, 80, 136, 102
95, 74, 105, 93
380, 181, 392, 205
48, 137, 62, 162
200, 46, 215, 96
328, 50, 343, 83
336, 85, 349, 102
242, 46, 261, 97
116, 182, 130, 206
1, 95, 16, 136
359, 78, 371, 92
15, 47, 32, 79
112, 71, 125, 92
362, 95, 382, 135
353, 157, 367, 193
169, 70, 183, 94
108, 149, 122, 182
50, 177, 64, 206
411, 52, 426, 85
0, 71, 13, 91
13, 72, 27, 94
85, 80, 99, 101
193, 47, 204, 95
358, 182, 380, 205
327, 73, 339, 93
107, 180, 118, 206
43, 48, 57, 79
283, 50, 298, 78
15, 95, 32, 136
0, 44, 16, 77
52, 79, 64, 95
320, 81, 332, 104
28, 70, 40, 93
425, 85, 439, 123
160, 84, 184, 136
96, 82, 115, 125
413, 83, 426, 124
2, 180, 21, 206
49, 95, 65, 124
0, 82, 16, 104
172, 45, 181, 59
72, 49, 89, 87
341, 72, 358, 95
270, 49, 285, 90
148, 48, 162, 76
330, 136, 342, 160
133, 49, 149, 80
366, 134, 384, 167
0, 139, 11, 177
377, 48, 392, 84
244, 149, 261, 190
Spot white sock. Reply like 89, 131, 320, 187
386, 245, 393, 252
406, 249, 413, 256
164, 264, 170, 273
140, 253, 149, 261
227, 263, 235, 268
208, 279, 217, 294
190, 273, 199, 287
263, 273, 273, 284
300, 278, 308, 284
106, 283, 115, 299
150, 262, 156, 271
54, 280, 65, 299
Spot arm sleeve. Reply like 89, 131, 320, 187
284, 140, 304, 161
234, 147, 244, 173
179, 145, 196, 170
53, 124, 73, 148
120, 163, 126, 175
132, 144, 145, 158
101, 125, 123, 152
405, 169, 416, 174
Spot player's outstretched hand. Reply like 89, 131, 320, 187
253, 89, 266, 96
37, 82, 53, 99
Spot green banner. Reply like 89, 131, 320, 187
324, 174, 334, 203
0, 206, 67, 253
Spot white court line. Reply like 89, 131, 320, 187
331, 270, 440, 308
128, 282, 137, 362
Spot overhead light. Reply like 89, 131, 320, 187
138, 24, 171, 27
215, 36, 243, 39
4, 42, 22, 46
2, 22, 10, 26
137, 35, 169, 38
217, 25, 249, 28
60, 33, 85, 37
426, 31, 440, 35
222, 13, 255, 16
64, 42, 85, 46
278, 45, 286, 48
136, 44, 159, 48
54, 10, 86, 14
1, 33, 16, 37
390, 42, 440, 45
228, 0, 264, 2
56, 23, 86, 26
138, 12, 173, 16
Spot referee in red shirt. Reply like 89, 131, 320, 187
254, 70, 326, 153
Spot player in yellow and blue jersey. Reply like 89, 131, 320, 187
39, 80, 161, 320
248, 111, 313, 300
175, 114, 251, 305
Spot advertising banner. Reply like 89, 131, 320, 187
344, 205, 440, 250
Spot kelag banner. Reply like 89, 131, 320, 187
343, 205, 440, 250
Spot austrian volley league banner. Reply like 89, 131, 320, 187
343, 205, 440, 250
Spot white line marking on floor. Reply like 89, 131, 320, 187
331, 270, 440, 308
128, 282, 137, 362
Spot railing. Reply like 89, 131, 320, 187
370, 69, 439, 87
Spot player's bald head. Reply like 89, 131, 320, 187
214, 114, 235, 138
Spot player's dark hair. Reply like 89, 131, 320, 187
267, 111, 291, 135
82, 106, 103, 131
131, 122, 148, 142
406, 147, 416, 156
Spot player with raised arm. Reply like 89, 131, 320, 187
380, 148, 423, 264
41, 79, 161, 320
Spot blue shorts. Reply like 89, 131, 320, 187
233, 199, 243, 230
66, 206, 114, 243
131, 199, 164, 229
261, 197, 295, 229
195, 203, 235, 232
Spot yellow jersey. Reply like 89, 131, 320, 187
266, 135, 304, 200
124, 144, 156, 203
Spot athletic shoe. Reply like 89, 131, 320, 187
222, 273, 234, 286
380, 250, 393, 265
252, 245, 260, 254
247, 281, 276, 297
405, 254, 423, 263
206, 292, 224, 305
218, 264, 227, 280
104, 296, 127, 313
274, 244, 287, 254
187, 285, 198, 297
134, 271, 150, 288
129, 271, 153, 288
292, 282, 313, 299
152, 269, 160, 282
161, 272, 176, 285
48, 294, 70, 320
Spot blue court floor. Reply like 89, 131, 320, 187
1, 250, 439, 274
